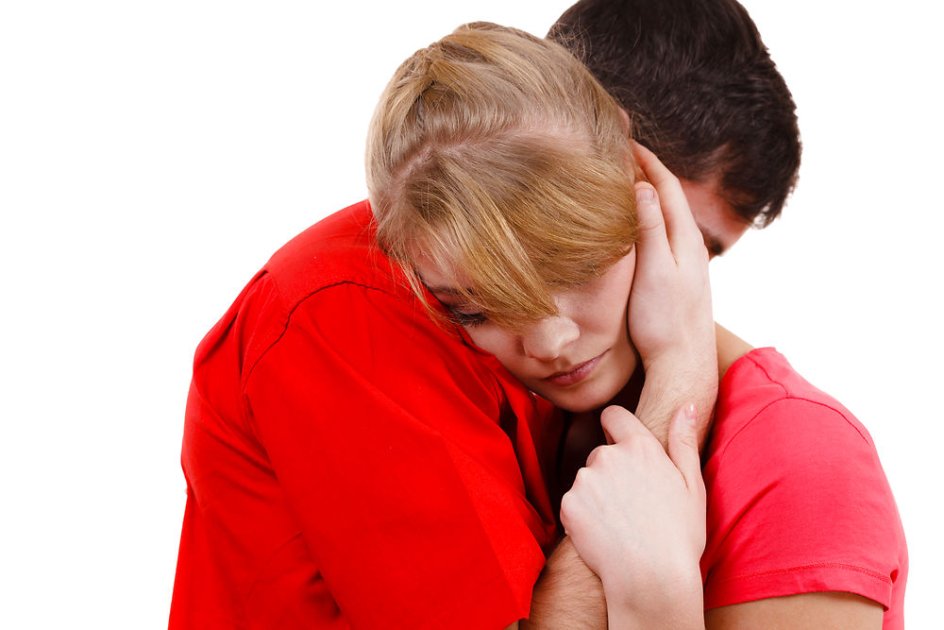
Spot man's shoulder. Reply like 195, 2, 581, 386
263, 199, 405, 303
192, 200, 419, 383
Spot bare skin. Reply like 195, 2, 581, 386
706, 592, 884, 629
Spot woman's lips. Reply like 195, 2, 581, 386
544, 351, 607, 387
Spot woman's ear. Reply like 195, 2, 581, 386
618, 106, 631, 136
619, 109, 647, 183
617, 107, 633, 138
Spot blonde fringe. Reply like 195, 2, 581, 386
367, 23, 637, 326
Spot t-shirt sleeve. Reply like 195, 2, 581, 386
703, 397, 904, 610
244, 282, 549, 628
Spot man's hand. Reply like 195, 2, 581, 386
560, 404, 705, 629
628, 142, 718, 444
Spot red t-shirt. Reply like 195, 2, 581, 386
702, 348, 908, 628
169, 201, 561, 629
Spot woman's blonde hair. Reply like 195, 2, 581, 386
367, 22, 638, 327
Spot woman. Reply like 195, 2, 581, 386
170, 25, 904, 628
172, 19, 707, 628
366, 22, 906, 629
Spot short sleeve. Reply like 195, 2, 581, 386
245, 282, 552, 628
702, 397, 905, 610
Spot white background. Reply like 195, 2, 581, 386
2, 1, 941, 627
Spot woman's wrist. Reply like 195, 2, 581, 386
602, 564, 704, 630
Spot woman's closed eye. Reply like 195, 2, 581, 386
444, 305, 488, 327
418, 274, 489, 328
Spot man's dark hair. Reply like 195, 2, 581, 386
549, 0, 801, 226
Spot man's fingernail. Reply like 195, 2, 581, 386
636, 186, 655, 202
685, 403, 697, 424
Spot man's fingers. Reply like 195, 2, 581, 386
632, 141, 676, 188
634, 182, 673, 263
667, 403, 704, 493
632, 142, 703, 251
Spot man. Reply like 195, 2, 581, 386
549, 0, 801, 257
168, 22, 714, 630
535, 2, 904, 628
173, 1, 890, 627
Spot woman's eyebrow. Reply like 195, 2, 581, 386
428, 287, 462, 296
416, 272, 471, 297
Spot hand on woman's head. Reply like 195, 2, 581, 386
627, 143, 718, 440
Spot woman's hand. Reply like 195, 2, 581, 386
560, 404, 706, 628
628, 142, 718, 445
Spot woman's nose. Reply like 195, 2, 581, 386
520, 315, 579, 361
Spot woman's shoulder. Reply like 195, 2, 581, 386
701, 347, 907, 615
710, 346, 874, 456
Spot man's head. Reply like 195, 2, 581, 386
549, 0, 801, 256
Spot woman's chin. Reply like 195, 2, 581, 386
535, 384, 618, 414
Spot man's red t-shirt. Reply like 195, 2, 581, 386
169, 201, 561, 629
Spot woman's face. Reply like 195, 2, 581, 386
417, 250, 638, 413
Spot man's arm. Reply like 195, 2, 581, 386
527, 146, 718, 628
523, 538, 606, 629
245, 282, 552, 628
629, 143, 718, 448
